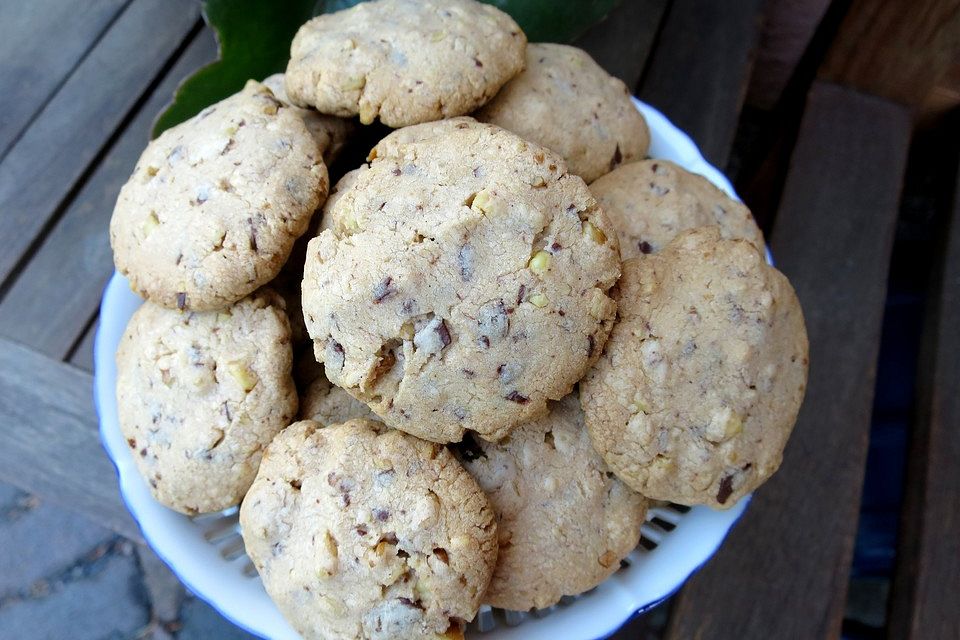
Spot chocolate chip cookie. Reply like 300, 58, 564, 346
116, 291, 297, 514
475, 43, 649, 183
590, 159, 764, 259
580, 227, 808, 507
110, 81, 328, 311
455, 394, 646, 610
303, 118, 621, 443
285, 0, 526, 127
240, 419, 497, 639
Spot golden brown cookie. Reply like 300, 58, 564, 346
240, 419, 497, 639
590, 159, 764, 259
110, 81, 328, 311
115, 291, 297, 514
580, 227, 808, 507
454, 394, 646, 610
475, 43, 649, 183
286, 0, 526, 127
303, 118, 621, 444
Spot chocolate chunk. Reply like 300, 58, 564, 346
326, 340, 345, 371
399, 597, 424, 610
505, 391, 529, 404
176, 292, 187, 310
638, 240, 653, 254
716, 475, 734, 504
126, 438, 136, 449
587, 334, 596, 358
372, 276, 396, 303
516, 284, 526, 306
477, 336, 490, 349
391, 167, 401, 176
610, 144, 622, 171
373, 508, 390, 522
414, 317, 451, 354
550, 241, 562, 252
457, 244, 475, 281
477, 301, 509, 343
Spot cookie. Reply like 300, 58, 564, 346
262, 73, 356, 166
116, 291, 297, 514
300, 375, 379, 425
110, 80, 328, 311
240, 419, 497, 640
580, 227, 808, 507
475, 43, 649, 183
580, 227, 808, 508
302, 118, 622, 443
285, 0, 526, 127
454, 394, 646, 610
590, 159, 764, 259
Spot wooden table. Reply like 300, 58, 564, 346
1, 1, 958, 638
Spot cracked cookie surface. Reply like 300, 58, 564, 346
475, 43, 649, 183
590, 159, 764, 259
115, 291, 297, 514
110, 81, 328, 311
454, 394, 646, 610
303, 118, 621, 443
300, 375, 379, 425
285, 0, 526, 127
580, 227, 808, 508
240, 419, 497, 640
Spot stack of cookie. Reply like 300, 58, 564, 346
109, 0, 808, 638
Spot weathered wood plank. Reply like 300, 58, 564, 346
665, 81, 911, 639
0, 337, 141, 542
0, 0, 199, 287
0, 0, 130, 158
0, 28, 218, 359
573, 0, 669, 92
69, 316, 99, 373
820, 0, 960, 107
887, 136, 960, 640
637, 0, 765, 167
746, 0, 832, 109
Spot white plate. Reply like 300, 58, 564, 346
94, 98, 754, 640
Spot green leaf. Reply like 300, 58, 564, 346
326, 0, 622, 42
480, 0, 622, 42
151, 0, 319, 138
152, 0, 622, 137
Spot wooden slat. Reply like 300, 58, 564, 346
573, 0, 669, 92
0, 337, 141, 542
0, 0, 199, 287
665, 81, 911, 639
820, 0, 960, 108
887, 139, 960, 640
0, 0, 130, 157
746, 0, 832, 109
69, 317, 99, 373
0, 28, 219, 359
637, 0, 765, 166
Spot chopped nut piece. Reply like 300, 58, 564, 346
471, 190, 495, 215
399, 321, 415, 341
359, 102, 377, 125
227, 361, 258, 392
527, 250, 551, 276
430, 30, 447, 42
341, 76, 366, 91
529, 292, 548, 308
142, 211, 160, 237
582, 220, 607, 244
